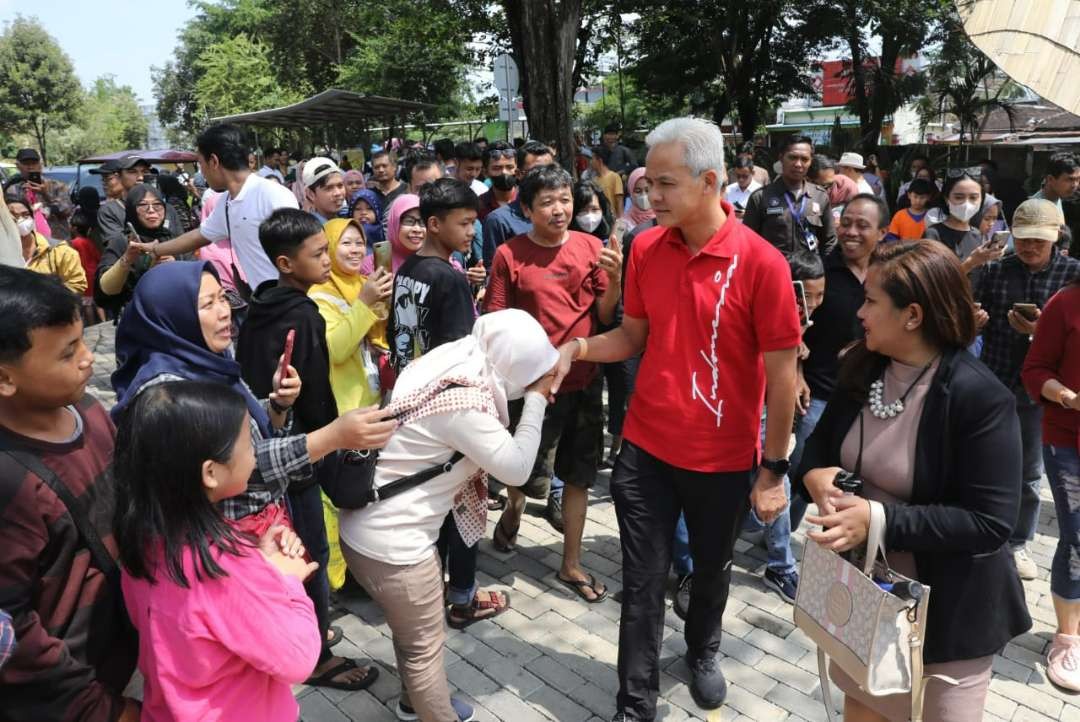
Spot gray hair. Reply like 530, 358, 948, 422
645, 117, 725, 178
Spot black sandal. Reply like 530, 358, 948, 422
326, 624, 343, 649
556, 573, 608, 604
493, 514, 519, 553
304, 657, 379, 691
447, 590, 511, 630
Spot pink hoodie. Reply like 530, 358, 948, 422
121, 541, 320, 722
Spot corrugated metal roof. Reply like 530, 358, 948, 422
211, 89, 436, 127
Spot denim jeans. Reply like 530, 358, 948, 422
436, 514, 477, 606
789, 397, 828, 532
672, 513, 693, 576
1045, 445, 1080, 601
1010, 386, 1045, 548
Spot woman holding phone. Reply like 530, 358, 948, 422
361, 193, 423, 275
95, 183, 181, 313
795, 241, 1030, 721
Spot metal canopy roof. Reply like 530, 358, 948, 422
78, 148, 198, 163
210, 89, 436, 128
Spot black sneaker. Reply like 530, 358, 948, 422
396, 697, 475, 721
685, 652, 727, 710
546, 492, 565, 534
763, 568, 799, 604
673, 573, 692, 621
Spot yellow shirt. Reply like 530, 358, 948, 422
595, 170, 624, 217
310, 288, 382, 412
25, 233, 87, 294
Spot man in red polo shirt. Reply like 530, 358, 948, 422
550, 117, 800, 721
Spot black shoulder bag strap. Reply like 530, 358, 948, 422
224, 199, 254, 302
4, 450, 118, 579
373, 451, 466, 503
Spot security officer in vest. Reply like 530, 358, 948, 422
743, 134, 836, 257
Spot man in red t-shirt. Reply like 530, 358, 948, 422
485, 164, 623, 604
550, 118, 800, 719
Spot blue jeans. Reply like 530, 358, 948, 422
1045, 445, 1080, 601
1010, 386, 1045, 548
789, 397, 828, 532
436, 515, 477, 606
672, 513, 693, 576
742, 475, 796, 575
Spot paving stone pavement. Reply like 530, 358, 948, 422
85, 322, 1073, 721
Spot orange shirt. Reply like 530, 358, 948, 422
887, 209, 928, 241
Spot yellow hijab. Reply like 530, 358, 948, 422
312, 218, 366, 304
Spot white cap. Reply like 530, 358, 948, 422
838, 152, 866, 170
301, 156, 342, 187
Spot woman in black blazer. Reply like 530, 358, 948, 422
794, 240, 1031, 722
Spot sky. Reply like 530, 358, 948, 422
0, 0, 199, 106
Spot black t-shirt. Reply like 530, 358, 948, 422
388, 254, 476, 371
924, 223, 981, 258
802, 249, 867, 400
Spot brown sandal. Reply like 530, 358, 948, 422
492, 514, 519, 553
447, 590, 511, 630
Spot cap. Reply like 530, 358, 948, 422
1012, 199, 1064, 242
15, 148, 40, 163
838, 152, 866, 170
116, 154, 147, 170
89, 159, 123, 175
301, 157, 342, 187
578, 147, 593, 159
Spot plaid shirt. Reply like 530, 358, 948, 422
973, 252, 1080, 390
143, 374, 313, 520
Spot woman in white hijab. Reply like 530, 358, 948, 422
338, 309, 557, 722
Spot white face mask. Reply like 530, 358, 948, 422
633, 192, 651, 210
575, 212, 603, 233
949, 201, 979, 223
16, 218, 35, 236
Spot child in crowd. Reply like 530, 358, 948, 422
115, 381, 321, 722
485, 164, 622, 603
0, 266, 138, 721
349, 188, 385, 246
237, 208, 379, 689
886, 177, 934, 241
68, 208, 106, 324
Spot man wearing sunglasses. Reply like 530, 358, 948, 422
93, 156, 182, 259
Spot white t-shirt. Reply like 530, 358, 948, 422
725, 180, 762, 209
469, 179, 488, 197
339, 393, 546, 565
200, 173, 299, 288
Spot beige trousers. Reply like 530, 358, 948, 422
341, 544, 456, 722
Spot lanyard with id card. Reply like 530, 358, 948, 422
785, 191, 818, 252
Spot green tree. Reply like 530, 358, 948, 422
576, 73, 667, 134
0, 16, 81, 162
44, 76, 149, 164
625, 1, 830, 142
194, 34, 302, 120
918, 11, 1017, 145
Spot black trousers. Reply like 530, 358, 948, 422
288, 483, 333, 665
611, 441, 753, 720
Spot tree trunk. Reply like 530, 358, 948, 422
33, 117, 47, 165
504, 0, 583, 172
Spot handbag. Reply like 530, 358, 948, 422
793, 412, 939, 722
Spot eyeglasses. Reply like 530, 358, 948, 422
946, 167, 982, 180
136, 202, 165, 212
485, 149, 515, 161
400, 216, 424, 228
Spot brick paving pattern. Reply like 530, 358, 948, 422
84, 322, 1072, 721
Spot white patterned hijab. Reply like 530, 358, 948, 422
391, 308, 558, 425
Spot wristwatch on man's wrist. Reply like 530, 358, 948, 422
760, 457, 791, 477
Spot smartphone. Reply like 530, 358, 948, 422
125, 222, 140, 240
278, 329, 296, 377
373, 241, 392, 273
26, 171, 42, 185
612, 218, 631, 245
990, 230, 1009, 250
794, 280, 812, 327
1012, 302, 1039, 321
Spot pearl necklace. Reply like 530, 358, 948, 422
868, 358, 937, 420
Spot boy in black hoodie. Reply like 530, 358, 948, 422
237, 208, 377, 692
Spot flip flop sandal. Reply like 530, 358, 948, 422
492, 515, 519, 553
487, 494, 507, 511
556, 573, 609, 604
447, 589, 511, 630
326, 624, 344, 649
304, 657, 380, 691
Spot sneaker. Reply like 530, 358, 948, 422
396, 697, 475, 721
763, 568, 799, 604
1048, 633, 1080, 692
1013, 547, 1038, 580
685, 652, 727, 709
546, 492, 565, 534
673, 573, 692, 621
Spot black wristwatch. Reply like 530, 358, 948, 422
760, 457, 791, 476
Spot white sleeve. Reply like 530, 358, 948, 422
270, 183, 299, 210
431, 392, 547, 486
201, 196, 228, 242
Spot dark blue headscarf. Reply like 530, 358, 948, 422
347, 188, 385, 247
110, 261, 272, 435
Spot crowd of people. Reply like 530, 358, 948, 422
0, 115, 1078, 722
